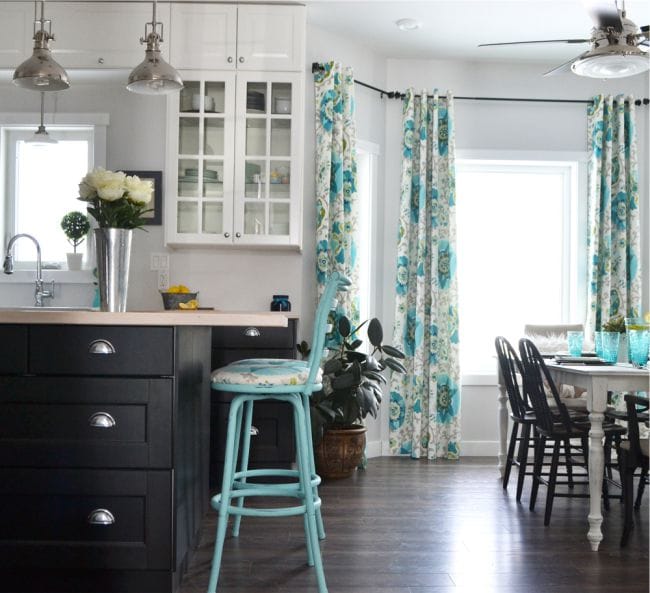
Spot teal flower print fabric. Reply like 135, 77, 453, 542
586, 95, 641, 333
314, 62, 359, 328
389, 89, 460, 460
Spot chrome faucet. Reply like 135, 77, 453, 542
3, 233, 55, 306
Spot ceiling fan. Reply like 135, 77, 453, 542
479, 0, 649, 78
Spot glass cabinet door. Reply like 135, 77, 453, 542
172, 75, 235, 242
234, 75, 299, 243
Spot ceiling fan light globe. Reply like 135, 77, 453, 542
571, 52, 649, 78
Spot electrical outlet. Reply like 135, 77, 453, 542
158, 269, 170, 291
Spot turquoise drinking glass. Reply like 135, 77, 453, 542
567, 330, 584, 357
594, 331, 604, 359
601, 332, 620, 364
628, 328, 650, 366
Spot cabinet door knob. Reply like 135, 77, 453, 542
227, 56, 233, 63
224, 232, 230, 238
88, 412, 116, 429
98, 57, 105, 64
87, 508, 115, 525
235, 232, 241, 238
88, 339, 116, 355
238, 56, 245, 63
244, 327, 260, 337
250, 425, 259, 436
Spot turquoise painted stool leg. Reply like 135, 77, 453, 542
292, 399, 315, 567
302, 391, 326, 540
207, 396, 245, 593
290, 395, 327, 593
232, 400, 254, 537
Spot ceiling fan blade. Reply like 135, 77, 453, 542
583, 0, 623, 32
543, 52, 590, 77
479, 39, 591, 47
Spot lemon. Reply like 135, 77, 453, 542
645, 311, 650, 324
178, 299, 199, 310
168, 284, 191, 294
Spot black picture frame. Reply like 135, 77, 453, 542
122, 170, 163, 226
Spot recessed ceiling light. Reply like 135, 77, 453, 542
396, 18, 421, 32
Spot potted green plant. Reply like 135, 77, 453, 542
60, 211, 90, 270
310, 315, 406, 479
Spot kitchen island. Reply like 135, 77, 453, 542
0, 310, 287, 593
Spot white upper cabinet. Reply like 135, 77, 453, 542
170, 4, 237, 71
165, 71, 304, 249
0, 3, 37, 69
170, 4, 305, 72
47, 2, 171, 68
236, 5, 306, 72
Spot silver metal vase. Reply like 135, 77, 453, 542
94, 228, 132, 312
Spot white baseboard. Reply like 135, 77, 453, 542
368, 440, 500, 457
365, 439, 383, 458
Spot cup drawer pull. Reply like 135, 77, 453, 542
88, 339, 116, 355
88, 412, 116, 429
244, 327, 260, 337
87, 508, 115, 525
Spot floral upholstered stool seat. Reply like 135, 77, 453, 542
211, 358, 322, 387
207, 273, 351, 593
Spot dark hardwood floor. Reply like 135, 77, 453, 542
179, 457, 648, 593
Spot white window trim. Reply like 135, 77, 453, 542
456, 150, 589, 385
0, 112, 108, 285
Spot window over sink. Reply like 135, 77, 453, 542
0, 111, 107, 269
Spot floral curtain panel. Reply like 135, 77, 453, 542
313, 62, 359, 328
389, 89, 461, 460
586, 94, 641, 333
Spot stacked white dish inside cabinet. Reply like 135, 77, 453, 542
165, 4, 305, 249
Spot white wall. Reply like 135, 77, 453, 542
382, 59, 649, 456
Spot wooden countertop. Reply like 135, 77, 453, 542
0, 309, 292, 327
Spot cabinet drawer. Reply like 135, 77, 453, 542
0, 325, 27, 374
0, 377, 172, 468
212, 319, 296, 350
29, 326, 174, 376
0, 469, 171, 570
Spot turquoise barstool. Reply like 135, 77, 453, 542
207, 272, 351, 593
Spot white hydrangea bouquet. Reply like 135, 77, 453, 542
78, 167, 153, 229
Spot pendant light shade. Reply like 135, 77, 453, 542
27, 93, 57, 145
127, 1, 183, 95
13, 1, 69, 92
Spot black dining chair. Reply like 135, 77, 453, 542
495, 336, 537, 501
518, 338, 626, 526
618, 393, 649, 546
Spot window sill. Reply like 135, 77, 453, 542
0, 270, 95, 284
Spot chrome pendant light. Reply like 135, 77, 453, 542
127, 0, 183, 95
13, 1, 69, 92
27, 92, 57, 145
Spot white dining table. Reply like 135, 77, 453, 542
496, 361, 649, 551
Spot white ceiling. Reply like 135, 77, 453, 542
304, 0, 650, 70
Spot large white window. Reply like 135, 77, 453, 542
456, 153, 587, 377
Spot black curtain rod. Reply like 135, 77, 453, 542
311, 62, 650, 106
